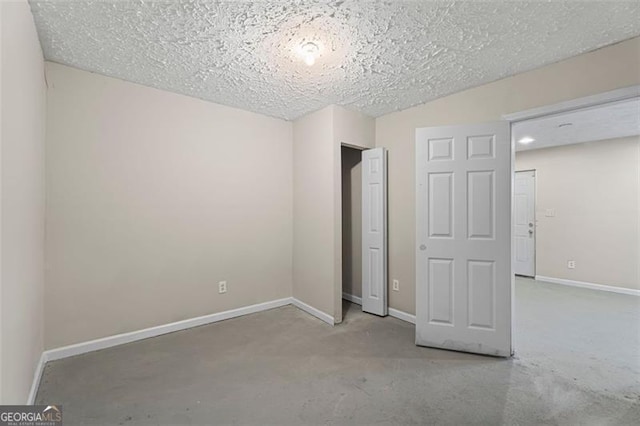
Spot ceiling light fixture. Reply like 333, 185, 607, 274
518, 136, 535, 145
300, 42, 319, 66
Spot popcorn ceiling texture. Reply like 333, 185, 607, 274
29, 0, 640, 120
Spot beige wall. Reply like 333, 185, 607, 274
293, 105, 374, 322
333, 106, 376, 151
376, 37, 640, 315
516, 137, 639, 290
0, 0, 46, 403
45, 63, 293, 349
293, 106, 337, 320
293, 106, 336, 319
341, 146, 363, 299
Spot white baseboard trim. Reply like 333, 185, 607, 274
32, 294, 411, 401
291, 298, 335, 325
27, 352, 47, 404
342, 293, 415, 324
28, 296, 340, 402
45, 297, 293, 362
535, 275, 640, 297
342, 292, 362, 305
389, 308, 416, 324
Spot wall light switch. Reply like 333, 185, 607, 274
218, 281, 227, 294
392, 279, 400, 291
545, 209, 556, 217
567, 261, 575, 269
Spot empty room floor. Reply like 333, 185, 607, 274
37, 278, 640, 425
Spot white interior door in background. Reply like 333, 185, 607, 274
362, 147, 388, 316
416, 122, 512, 357
515, 171, 535, 277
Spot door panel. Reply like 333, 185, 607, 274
416, 122, 511, 357
468, 260, 495, 329
428, 258, 454, 325
362, 148, 387, 316
515, 171, 535, 277
468, 171, 494, 239
428, 173, 453, 237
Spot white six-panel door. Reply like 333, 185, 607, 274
362, 147, 388, 316
515, 171, 535, 277
415, 122, 511, 357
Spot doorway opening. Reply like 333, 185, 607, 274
510, 93, 640, 293
340, 144, 388, 322
507, 90, 640, 383
341, 145, 363, 321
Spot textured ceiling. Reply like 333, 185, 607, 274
513, 98, 640, 151
29, 1, 640, 121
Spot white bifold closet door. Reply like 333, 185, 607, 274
415, 122, 512, 357
361, 147, 388, 316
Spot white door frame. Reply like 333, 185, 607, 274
503, 85, 640, 122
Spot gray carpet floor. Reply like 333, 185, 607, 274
36, 277, 640, 425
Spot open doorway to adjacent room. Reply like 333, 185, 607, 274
511, 95, 639, 293
507, 90, 640, 393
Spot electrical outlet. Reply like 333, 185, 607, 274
218, 281, 227, 294
392, 279, 400, 291
567, 261, 575, 269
